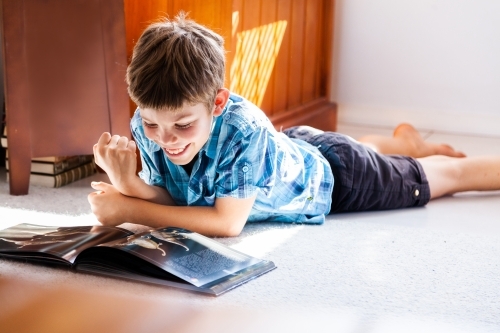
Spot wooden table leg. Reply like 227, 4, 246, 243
6, 130, 31, 195
2, 0, 33, 195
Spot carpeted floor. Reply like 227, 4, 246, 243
1, 126, 500, 333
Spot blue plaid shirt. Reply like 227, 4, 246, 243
131, 93, 334, 224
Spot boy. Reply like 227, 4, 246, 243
89, 14, 500, 237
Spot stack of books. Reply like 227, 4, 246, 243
1, 127, 97, 188
0, 125, 5, 168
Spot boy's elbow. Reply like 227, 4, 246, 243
224, 227, 243, 237
221, 219, 245, 237
213, 197, 253, 237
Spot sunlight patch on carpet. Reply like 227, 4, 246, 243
0, 207, 98, 230
230, 225, 304, 258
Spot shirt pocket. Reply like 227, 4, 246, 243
188, 173, 215, 206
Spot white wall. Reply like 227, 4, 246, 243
331, 0, 500, 136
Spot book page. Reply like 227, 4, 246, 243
0, 224, 132, 264
101, 227, 261, 287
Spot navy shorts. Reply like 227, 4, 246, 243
283, 126, 431, 213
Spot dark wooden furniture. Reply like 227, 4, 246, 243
1, 0, 130, 195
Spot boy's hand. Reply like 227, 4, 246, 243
88, 181, 130, 226
93, 132, 138, 194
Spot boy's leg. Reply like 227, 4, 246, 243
285, 125, 500, 210
357, 123, 466, 158
417, 155, 500, 199
284, 127, 432, 212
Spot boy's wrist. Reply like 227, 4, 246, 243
114, 175, 144, 198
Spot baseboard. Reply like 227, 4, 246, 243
337, 104, 500, 137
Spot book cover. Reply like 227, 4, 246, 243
5, 155, 93, 175
0, 224, 276, 296
0, 120, 4, 168
6, 161, 97, 187
0, 121, 5, 167
1, 125, 6, 148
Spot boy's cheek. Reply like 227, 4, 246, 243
181, 127, 200, 140
143, 128, 157, 142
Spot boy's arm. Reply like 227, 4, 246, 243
93, 132, 174, 205
88, 182, 256, 237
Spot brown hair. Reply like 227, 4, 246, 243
126, 13, 225, 112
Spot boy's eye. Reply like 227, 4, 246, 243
143, 121, 157, 128
175, 123, 192, 129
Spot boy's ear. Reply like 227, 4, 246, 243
213, 88, 230, 117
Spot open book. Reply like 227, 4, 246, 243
0, 224, 275, 296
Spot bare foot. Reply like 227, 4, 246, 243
393, 123, 466, 158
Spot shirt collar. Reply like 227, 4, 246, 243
201, 99, 231, 159
203, 114, 223, 159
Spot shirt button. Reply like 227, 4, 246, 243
414, 189, 420, 197
242, 165, 249, 173
224, 114, 231, 120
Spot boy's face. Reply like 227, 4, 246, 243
140, 89, 228, 166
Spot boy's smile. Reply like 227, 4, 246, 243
165, 145, 188, 155
163, 143, 195, 162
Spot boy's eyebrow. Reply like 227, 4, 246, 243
141, 112, 194, 123
172, 113, 194, 122
140, 115, 154, 123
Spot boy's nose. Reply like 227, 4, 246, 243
158, 129, 177, 145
